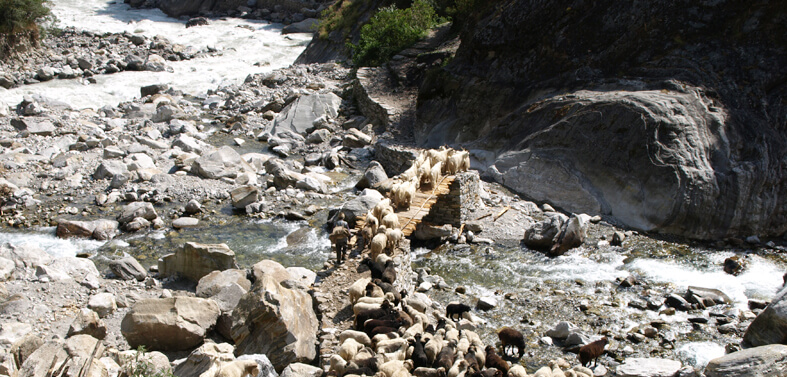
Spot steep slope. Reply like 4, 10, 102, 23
415, 0, 786, 239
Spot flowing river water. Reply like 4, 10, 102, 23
1, 0, 786, 373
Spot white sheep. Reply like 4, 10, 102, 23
379, 359, 412, 377
339, 338, 364, 361
507, 364, 527, 377
424, 330, 444, 365
370, 228, 388, 261
417, 160, 432, 188
215, 359, 259, 377
356, 296, 386, 306
354, 301, 387, 316
373, 198, 392, 219
329, 354, 348, 376
457, 336, 470, 355
404, 323, 424, 339
385, 228, 403, 254
382, 213, 399, 231
413, 367, 445, 377
447, 359, 468, 377
373, 332, 401, 345
429, 161, 442, 189
375, 253, 392, 265
383, 350, 407, 363
444, 326, 459, 343
340, 330, 373, 348
446, 150, 470, 175
376, 338, 408, 354
349, 277, 372, 305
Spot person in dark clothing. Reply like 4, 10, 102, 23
330, 212, 350, 263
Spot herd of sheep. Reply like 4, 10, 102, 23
326, 148, 603, 377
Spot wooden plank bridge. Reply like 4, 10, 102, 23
354, 175, 456, 237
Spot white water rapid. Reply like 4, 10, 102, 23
0, 0, 312, 109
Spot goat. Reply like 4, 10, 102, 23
354, 300, 396, 330
373, 279, 402, 306
484, 345, 508, 376
436, 339, 457, 370
578, 337, 608, 367
445, 303, 471, 322
364, 318, 404, 336
413, 367, 446, 377
382, 213, 400, 231
362, 256, 385, 280
508, 364, 528, 377
373, 198, 392, 220
496, 327, 525, 358
410, 333, 429, 369
385, 228, 404, 254
429, 161, 442, 189
382, 260, 397, 284
370, 227, 389, 261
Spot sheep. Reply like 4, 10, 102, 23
436, 339, 457, 371
484, 346, 508, 376
413, 367, 446, 377
474, 368, 502, 377
445, 150, 470, 175
365, 211, 380, 234
373, 199, 392, 220
361, 226, 375, 249
446, 303, 471, 322
386, 228, 404, 254
381, 260, 397, 284
340, 330, 373, 347
376, 338, 408, 354
355, 301, 389, 316
447, 359, 468, 377
355, 300, 396, 330
370, 228, 389, 261
496, 327, 525, 358
507, 364, 530, 377
404, 304, 430, 326
382, 213, 400, 231
357, 295, 388, 305
457, 336, 471, 356
578, 337, 607, 367
339, 338, 365, 361
408, 333, 429, 369
365, 282, 386, 299
362, 257, 385, 280
216, 359, 260, 377
429, 161, 442, 189
399, 163, 419, 182
424, 330, 444, 365
463, 345, 480, 375
444, 326, 460, 344
373, 278, 402, 306
404, 323, 424, 339
373, 332, 401, 345
391, 369, 413, 377
364, 318, 404, 336
349, 278, 373, 305
379, 360, 412, 377
371, 326, 402, 338
329, 355, 348, 376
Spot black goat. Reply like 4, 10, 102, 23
381, 260, 397, 284
445, 303, 471, 321
361, 257, 385, 280
410, 334, 429, 369
354, 300, 395, 330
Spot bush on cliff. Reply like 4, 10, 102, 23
0, 0, 52, 34
349, 0, 441, 67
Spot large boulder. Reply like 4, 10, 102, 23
17, 335, 106, 377
705, 344, 787, 377
744, 285, 787, 347
120, 297, 220, 351
193, 146, 253, 180
56, 219, 118, 241
197, 269, 252, 298
355, 161, 388, 190
109, 256, 147, 281
158, 242, 238, 282
523, 212, 567, 250
328, 189, 384, 228
10, 117, 55, 136
230, 273, 318, 372
93, 160, 129, 180
231, 186, 260, 209
117, 202, 158, 226
271, 93, 342, 137
616, 358, 682, 377
172, 342, 235, 377
549, 213, 590, 256
414, 1, 786, 240
684, 286, 732, 308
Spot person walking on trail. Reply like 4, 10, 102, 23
330, 212, 350, 264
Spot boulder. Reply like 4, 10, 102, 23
280, 363, 322, 377
18, 335, 106, 377
296, 175, 327, 193
0, 322, 32, 345
125, 153, 156, 171
476, 296, 497, 311
88, 293, 117, 318
286, 267, 317, 288
11, 118, 55, 136
172, 342, 235, 377
121, 297, 220, 351
251, 260, 292, 285
158, 242, 238, 282
56, 219, 118, 241
0, 257, 14, 281
197, 269, 252, 299
10, 334, 43, 369
93, 160, 129, 180
523, 212, 568, 250
236, 354, 278, 377
617, 358, 682, 377
117, 202, 158, 226
271, 93, 342, 136
546, 321, 577, 340
193, 146, 253, 179
665, 294, 693, 311
0, 243, 51, 270
328, 189, 384, 228
306, 128, 331, 144
67, 308, 107, 340
684, 286, 732, 308
173, 134, 210, 155
744, 285, 787, 347
282, 18, 319, 34
230, 274, 319, 372
343, 129, 373, 148
549, 213, 590, 256
414, 223, 453, 241
355, 161, 388, 189
231, 186, 260, 209
185, 199, 202, 214
172, 217, 200, 229
47, 257, 101, 289
705, 344, 787, 377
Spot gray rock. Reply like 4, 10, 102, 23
616, 358, 682, 377
684, 286, 732, 308
236, 354, 278, 377
103, 146, 125, 159
546, 321, 577, 340
271, 93, 341, 136
10, 117, 55, 136
296, 175, 327, 193
94, 160, 129, 180
172, 134, 210, 155
231, 185, 260, 209
18, 335, 107, 377
124, 217, 150, 232
280, 363, 322, 377
88, 293, 117, 318
414, 223, 453, 241
10, 333, 44, 368
665, 294, 693, 311
197, 269, 252, 298
343, 129, 372, 148
121, 297, 220, 351
476, 296, 497, 311
158, 242, 237, 282
0, 257, 14, 281
282, 18, 319, 34
35, 67, 55, 81
68, 308, 107, 339
328, 188, 383, 227
744, 285, 787, 347
611, 231, 626, 246
523, 212, 567, 250
193, 146, 253, 179
356, 161, 388, 189
185, 199, 202, 214
172, 217, 200, 229
109, 257, 147, 281
705, 344, 787, 377
306, 128, 331, 144
0, 322, 32, 345
549, 213, 590, 256
286, 267, 317, 288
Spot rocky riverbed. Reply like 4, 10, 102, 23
0, 2, 786, 377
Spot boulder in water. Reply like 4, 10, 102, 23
705, 344, 787, 377
616, 357, 682, 377
744, 285, 787, 347
158, 242, 238, 283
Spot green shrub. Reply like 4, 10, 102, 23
349, 0, 441, 67
0, 0, 52, 34
121, 346, 174, 377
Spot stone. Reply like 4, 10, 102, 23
193, 146, 253, 179
125, 217, 151, 232
10, 117, 55, 136
173, 217, 200, 229
67, 308, 107, 339
705, 344, 787, 377
56, 219, 118, 241
18, 335, 106, 377
117, 202, 158, 226
523, 212, 568, 250
343, 129, 373, 148
328, 188, 383, 227
252, 260, 292, 285
231, 274, 318, 372
684, 286, 732, 308
306, 128, 331, 144
611, 231, 626, 246
0, 257, 13, 281
231, 185, 260, 209
88, 293, 117, 318
140, 84, 167, 97
286, 267, 317, 288
10, 334, 43, 368
280, 363, 323, 377
197, 269, 252, 298
236, 354, 278, 377
0, 322, 32, 345
616, 358, 682, 377
93, 160, 129, 180
356, 161, 388, 189
550, 213, 591, 256
271, 93, 342, 136
172, 342, 235, 377
47, 257, 101, 289
35, 67, 55, 81
296, 175, 327, 193
476, 296, 498, 311
0, 243, 52, 269
121, 297, 220, 351
125, 153, 156, 171
414, 223, 453, 241
185, 199, 202, 214
282, 18, 319, 34
744, 285, 787, 347
172, 134, 210, 155
546, 321, 577, 340
158, 242, 238, 282
665, 293, 693, 311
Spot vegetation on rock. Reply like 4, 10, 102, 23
0, 0, 52, 34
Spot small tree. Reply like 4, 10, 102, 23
0, 0, 52, 34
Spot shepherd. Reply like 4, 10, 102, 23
330, 212, 351, 264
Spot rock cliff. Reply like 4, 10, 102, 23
415, 0, 786, 239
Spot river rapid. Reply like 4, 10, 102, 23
1, 1, 786, 374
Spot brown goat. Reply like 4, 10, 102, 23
496, 327, 525, 358
484, 345, 508, 376
578, 337, 608, 367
